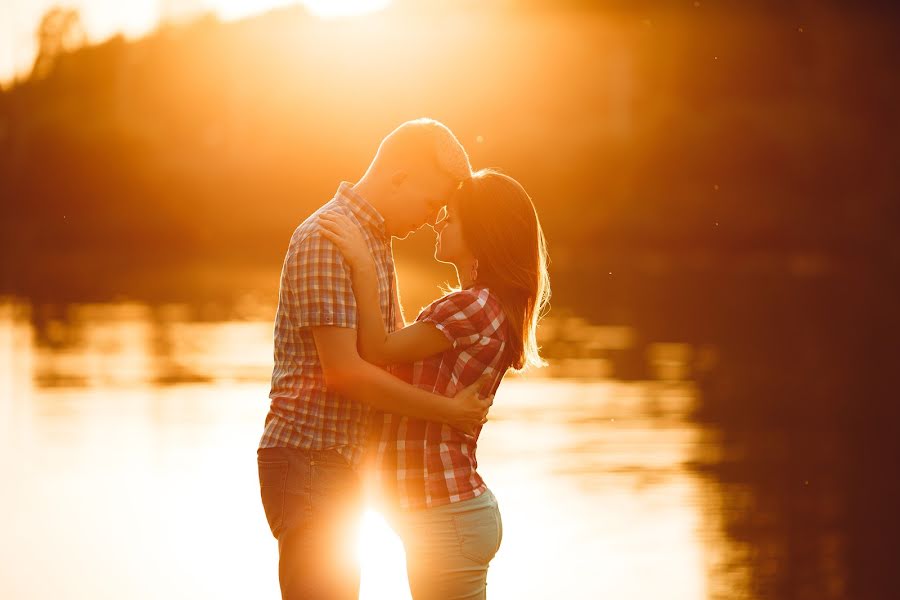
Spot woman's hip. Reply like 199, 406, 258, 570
396, 488, 503, 565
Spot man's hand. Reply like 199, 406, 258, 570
450, 374, 494, 436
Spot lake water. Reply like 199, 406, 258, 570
0, 299, 778, 599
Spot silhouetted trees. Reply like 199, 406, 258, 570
1, 3, 897, 300
31, 8, 86, 79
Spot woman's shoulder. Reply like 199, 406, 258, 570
419, 286, 505, 328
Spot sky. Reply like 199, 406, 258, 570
0, 0, 392, 85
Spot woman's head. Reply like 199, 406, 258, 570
434, 169, 551, 371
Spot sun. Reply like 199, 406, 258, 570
302, 0, 393, 19
356, 509, 412, 599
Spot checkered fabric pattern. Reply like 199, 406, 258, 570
370, 286, 511, 510
260, 182, 401, 469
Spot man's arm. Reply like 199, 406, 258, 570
312, 326, 490, 434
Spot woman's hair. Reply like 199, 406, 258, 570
455, 169, 551, 371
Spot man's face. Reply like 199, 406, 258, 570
389, 168, 458, 239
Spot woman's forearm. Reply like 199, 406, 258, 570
352, 264, 391, 364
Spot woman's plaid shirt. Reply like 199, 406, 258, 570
260, 183, 401, 469
369, 286, 511, 510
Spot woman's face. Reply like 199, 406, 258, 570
433, 199, 474, 267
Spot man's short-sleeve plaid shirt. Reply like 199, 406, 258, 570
369, 286, 511, 510
260, 182, 401, 468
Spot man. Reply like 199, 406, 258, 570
257, 119, 491, 600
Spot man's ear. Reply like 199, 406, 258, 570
391, 170, 408, 188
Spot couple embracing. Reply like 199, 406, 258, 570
257, 119, 550, 600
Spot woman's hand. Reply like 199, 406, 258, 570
319, 213, 376, 275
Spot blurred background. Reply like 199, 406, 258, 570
1, 1, 898, 598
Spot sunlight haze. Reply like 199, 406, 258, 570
0, 0, 392, 85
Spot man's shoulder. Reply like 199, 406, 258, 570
289, 199, 357, 248
286, 200, 347, 252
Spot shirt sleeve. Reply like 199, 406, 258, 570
286, 231, 357, 329
421, 289, 486, 349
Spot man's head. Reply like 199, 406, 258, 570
358, 119, 472, 239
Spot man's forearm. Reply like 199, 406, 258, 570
329, 357, 455, 423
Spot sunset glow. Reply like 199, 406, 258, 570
357, 509, 413, 600
3, 0, 892, 596
0, 0, 393, 85
302, 0, 392, 19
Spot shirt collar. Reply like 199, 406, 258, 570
334, 182, 387, 242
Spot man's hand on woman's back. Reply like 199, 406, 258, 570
450, 374, 494, 436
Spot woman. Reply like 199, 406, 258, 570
319, 168, 550, 599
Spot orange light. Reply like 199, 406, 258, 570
302, 0, 392, 19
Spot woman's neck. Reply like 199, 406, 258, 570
456, 261, 477, 289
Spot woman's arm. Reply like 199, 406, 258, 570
320, 213, 452, 366
348, 260, 450, 365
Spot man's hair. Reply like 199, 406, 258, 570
370, 118, 472, 182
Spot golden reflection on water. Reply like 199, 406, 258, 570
0, 300, 747, 599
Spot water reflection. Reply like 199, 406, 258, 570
0, 299, 760, 598
22, 301, 275, 387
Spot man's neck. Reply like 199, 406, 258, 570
353, 177, 392, 235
